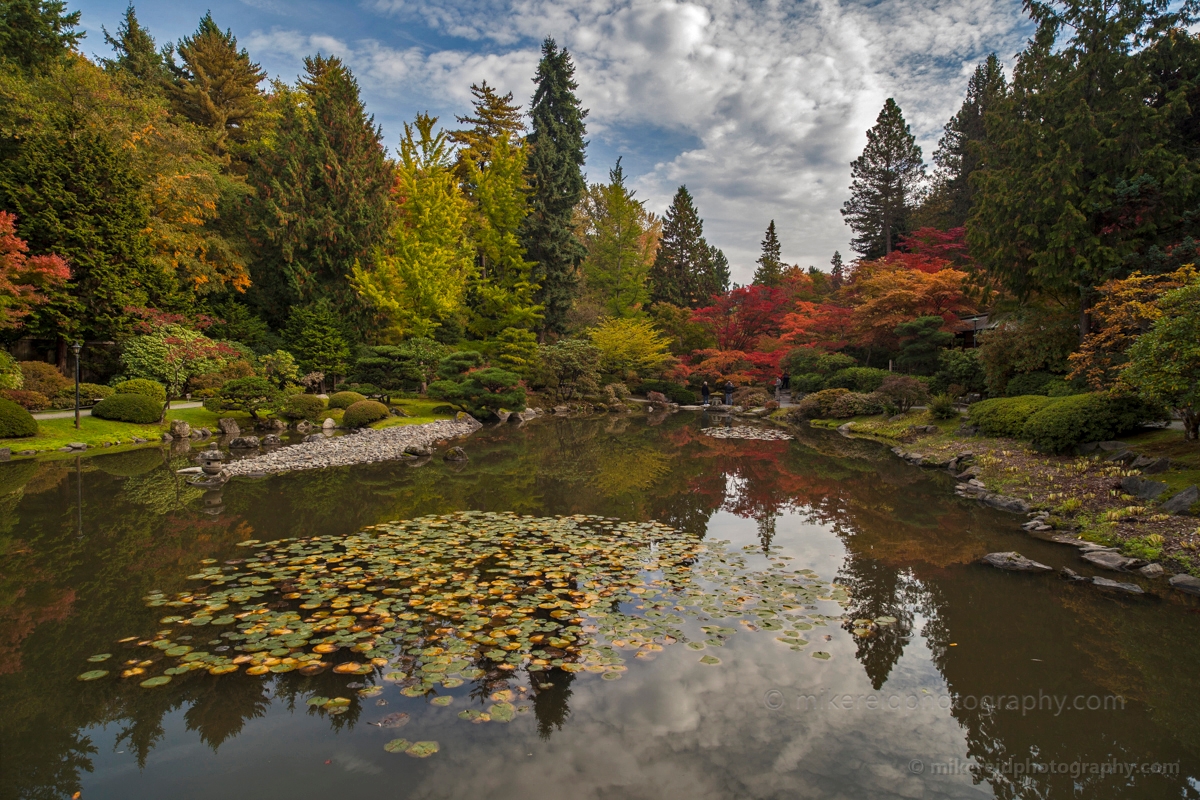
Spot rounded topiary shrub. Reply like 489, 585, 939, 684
328, 391, 367, 410
790, 373, 825, 394
789, 388, 851, 420
92, 393, 163, 424
114, 378, 167, 405
1022, 392, 1163, 453
0, 397, 38, 437
824, 367, 891, 393
280, 393, 326, 421
342, 399, 389, 428
968, 395, 1057, 438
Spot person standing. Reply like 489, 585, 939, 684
723, 380, 734, 406
774, 376, 782, 400
701, 381, 710, 406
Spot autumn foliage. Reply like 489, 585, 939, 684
0, 212, 70, 330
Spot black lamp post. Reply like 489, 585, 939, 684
72, 341, 82, 430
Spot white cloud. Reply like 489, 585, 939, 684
253, 0, 1031, 280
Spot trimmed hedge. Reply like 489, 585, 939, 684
343, 399, 390, 428
0, 397, 37, 437
280, 393, 327, 421
825, 367, 890, 393
114, 378, 167, 405
827, 391, 886, 419
968, 395, 1056, 438
92, 393, 163, 424
328, 391, 367, 409
1022, 393, 1163, 453
1, 389, 50, 410
790, 388, 850, 419
791, 373, 825, 394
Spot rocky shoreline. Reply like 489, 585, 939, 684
217, 416, 483, 477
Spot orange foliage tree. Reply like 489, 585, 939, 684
0, 212, 70, 330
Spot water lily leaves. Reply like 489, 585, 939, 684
488, 702, 515, 722
307, 696, 329, 707
140, 676, 172, 687
165, 646, 192, 657
86, 653, 112, 663
405, 741, 439, 758
384, 738, 411, 753
77, 670, 109, 681
430, 696, 453, 707
374, 712, 409, 728
699, 655, 721, 665
811, 651, 831, 660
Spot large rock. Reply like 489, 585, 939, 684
261, 434, 282, 447
322, 418, 336, 429
1160, 486, 1199, 515
228, 436, 261, 449
1130, 455, 1170, 474
0, 447, 9, 462
404, 444, 432, 457
256, 418, 285, 432
1091, 576, 1145, 595
443, 446, 468, 462
1138, 563, 1165, 579
1169, 574, 1200, 596
981, 552, 1052, 572
982, 493, 1031, 514
493, 409, 512, 423
295, 420, 313, 434
1106, 450, 1138, 465
303, 433, 326, 443
1120, 475, 1170, 501
1097, 440, 1128, 451
1081, 550, 1145, 572
217, 418, 240, 436
169, 419, 191, 439
646, 391, 670, 404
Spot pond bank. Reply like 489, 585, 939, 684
220, 415, 482, 477
808, 411, 1200, 593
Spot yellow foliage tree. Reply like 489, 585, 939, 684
588, 317, 671, 376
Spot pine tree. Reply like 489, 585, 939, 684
249, 56, 394, 328
578, 158, 659, 318
166, 13, 265, 154
841, 98, 925, 259
102, 5, 168, 88
0, 0, 80, 73
450, 81, 524, 179
830, 251, 845, 289
752, 220, 783, 286
521, 38, 588, 338
649, 185, 724, 307
927, 54, 1007, 228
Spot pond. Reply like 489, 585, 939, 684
2, 413, 1198, 799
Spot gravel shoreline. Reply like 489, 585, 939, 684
221, 417, 483, 476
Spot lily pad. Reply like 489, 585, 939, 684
699, 655, 721, 665
405, 741, 439, 758
140, 676, 172, 687
384, 738, 412, 753
86, 653, 112, 663
430, 695, 453, 707
488, 702, 515, 722
77, 670, 109, 681
811, 651, 831, 660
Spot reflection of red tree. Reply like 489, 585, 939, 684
0, 588, 75, 674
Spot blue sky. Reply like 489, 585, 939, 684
71, 0, 1033, 283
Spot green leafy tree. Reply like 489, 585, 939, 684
250, 56, 394, 327
894, 316, 954, 375
284, 303, 351, 389
120, 324, 235, 400
259, 349, 299, 389
353, 114, 474, 339
649, 186, 727, 308
428, 351, 525, 418
841, 98, 925, 258
538, 339, 601, 400
752, 220, 784, 287
494, 327, 539, 377
202, 376, 279, 420
588, 317, 671, 376
102, 5, 168, 89
521, 37, 588, 338
165, 13, 265, 155
577, 158, 659, 318
1123, 280, 1200, 440
0, 0, 80, 73
354, 338, 448, 392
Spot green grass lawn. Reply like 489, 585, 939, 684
2, 398, 455, 458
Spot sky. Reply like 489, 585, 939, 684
71, 0, 1034, 284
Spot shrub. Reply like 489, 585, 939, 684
280, 393, 327, 421
968, 395, 1057, 437
19, 361, 70, 396
343, 399, 390, 428
731, 386, 771, 407
92, 393, 163, 424
0, 397, 37, 437
429, 367, 526, 418
876, 375, 929, 412
1022, 392, 1163, 453
827, 391, 885, 419
790, 388, 851, 419
1005, 371, 1058, 397
930, 348, 986, 395
1044, 377, 1087, 397
0, 350, 21, 390
51, 383, 114, 408
114, 378, 167, 405
929, 394, 959, 420
791, 373, 825, 394
537, 341, 601, 401
825, 366, 890, 393
202, 377, 280, 420
1, 389, 50, 410
588, 317, 671, 376
328, 391, 367, 409
641, 379, 697, 404
604, 383, 631, 402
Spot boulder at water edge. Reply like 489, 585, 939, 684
229, 436, 260, 449
217, 418, 240, 436
981, 552, 1052, 572
1169, 574, 1200, 596
169, 420, 191, 439
444, 446, 468, 462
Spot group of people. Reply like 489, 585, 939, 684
699, 375, 790, 407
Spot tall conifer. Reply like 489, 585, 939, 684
649, 185, 725, 307
830, 250, 845, 289
0, 0, 80, 73
521, 38, 587, 338
752, 220, 783, 286
102, 5, 167, 88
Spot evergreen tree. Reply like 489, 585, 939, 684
925, 54, 1007, 228
752, 220, 783, 286
649, 185, 724, 307
0, 0, 80, 73
450, 81, 524, 180
578, 158, 659, 318
841, 98, 925, 258
830, 250, 845, 289
521, 38, 588, 338
249, 56, 394, 328
102, 5, 168, 88
284, 302, 351, 387
166, 13, 265, 154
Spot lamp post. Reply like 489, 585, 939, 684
72, 341, 82, 430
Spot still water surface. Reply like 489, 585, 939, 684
2, 413, 1198, 799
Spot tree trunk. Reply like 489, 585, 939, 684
1078, 292, 1091, 344
56, 337, 67, 372
1184, 409, 1199, 442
